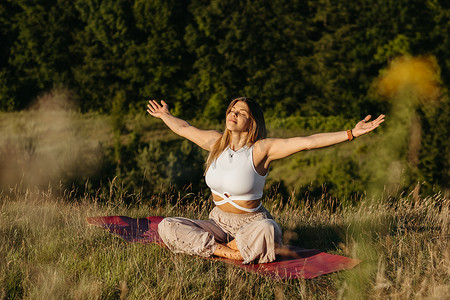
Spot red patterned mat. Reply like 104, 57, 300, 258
86, 216, 361, 279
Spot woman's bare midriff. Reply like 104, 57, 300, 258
212, 194, 261, 214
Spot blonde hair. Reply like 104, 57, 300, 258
205, 97, 266, 172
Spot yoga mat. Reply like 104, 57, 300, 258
86, 216, 361, 279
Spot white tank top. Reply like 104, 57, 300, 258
205, 145, 267, 212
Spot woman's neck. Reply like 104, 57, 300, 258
229, 131, 249, 151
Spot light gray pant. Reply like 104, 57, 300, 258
158, 206, 282, 264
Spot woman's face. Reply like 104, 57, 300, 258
226, 101, 251, 132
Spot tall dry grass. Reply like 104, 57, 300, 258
0, 184, 448, 299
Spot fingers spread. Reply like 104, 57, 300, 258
375, 114, 385, 122
152, 100, 161, 108
148, 100, 160, 111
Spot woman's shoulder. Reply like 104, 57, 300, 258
254, 138, 274, 147
253, 138, 271, 154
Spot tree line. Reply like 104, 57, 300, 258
0, 0, 448, 117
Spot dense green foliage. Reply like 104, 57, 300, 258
1, 0, 449, 116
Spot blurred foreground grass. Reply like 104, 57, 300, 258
0, 185, 448, 299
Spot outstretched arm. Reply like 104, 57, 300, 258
254, 114, 385, 168
147, 100, 221, 151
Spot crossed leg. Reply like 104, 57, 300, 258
214, 243, 243, 260
158, 216, 280, 263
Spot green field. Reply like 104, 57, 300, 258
1, 185, 448, 299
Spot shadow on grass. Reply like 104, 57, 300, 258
286, 224, 346, 253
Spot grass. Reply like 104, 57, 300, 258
0, 185, 448, 299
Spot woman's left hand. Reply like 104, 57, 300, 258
352, 114, 385, 137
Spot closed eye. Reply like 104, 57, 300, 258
230, 109, 249, 119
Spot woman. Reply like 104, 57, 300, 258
147, 97, 384, 264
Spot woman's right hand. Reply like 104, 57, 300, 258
147, 100, 170, 119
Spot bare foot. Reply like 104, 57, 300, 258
226, 239, 239, 251
214, 244, 243, 260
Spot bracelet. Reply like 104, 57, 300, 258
347, 129, 354, 141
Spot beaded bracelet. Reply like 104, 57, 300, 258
347, 129, 354, 141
